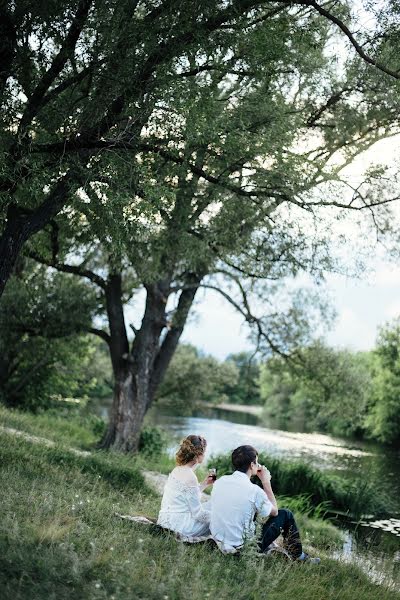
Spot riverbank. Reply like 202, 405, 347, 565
1, 406, 400, 599
201, 402, 263, 416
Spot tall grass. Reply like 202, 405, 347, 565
210, 452, 393, 518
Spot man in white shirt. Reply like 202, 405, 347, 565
210, 445, 320, 562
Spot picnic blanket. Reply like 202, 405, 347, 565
115, 513, 291, 557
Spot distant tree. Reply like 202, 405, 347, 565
75, 337, 114, 400
260, 342, 373, 436
366, 319, 400, 444
223, 352, 261, 405
155, 344, 238, 412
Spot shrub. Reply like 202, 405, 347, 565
139, 426, 166, 457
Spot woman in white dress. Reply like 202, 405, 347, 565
157, 435, 214, 538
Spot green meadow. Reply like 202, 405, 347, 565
1, 408, 399, 600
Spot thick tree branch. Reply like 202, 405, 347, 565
89, 327, 111, 345
150, 273, 203, 401
307, 86, 354, 127
41, 60, 104, 109
26, 250, 107, 290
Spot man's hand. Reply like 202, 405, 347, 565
257, 465, 271, 483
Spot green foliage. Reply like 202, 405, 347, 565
138, 426, 167, 457
365, 318, 400, 444
75, 338, 113, 400
223, 353, 262, 405
259, 341, 373, 437
210, 451, 393, 518
0, 262, 98, 410
155, 344, 239, 411
156, 346, 263, 410
258, 323, 400, 446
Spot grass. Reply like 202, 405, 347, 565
0, 404, 101, 450
1, 407, 400, 599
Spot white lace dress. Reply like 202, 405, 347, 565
157, 467, 211, 538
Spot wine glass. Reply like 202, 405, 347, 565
208, 467, 217, 482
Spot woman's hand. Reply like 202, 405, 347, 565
201, 475, 215, 488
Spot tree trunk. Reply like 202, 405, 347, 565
0, 203, 27, 298
100, 365, 148, 452
100, 275, 201, 452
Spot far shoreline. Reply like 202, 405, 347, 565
200, 402, 263, 416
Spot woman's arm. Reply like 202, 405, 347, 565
184, 485, 211, 523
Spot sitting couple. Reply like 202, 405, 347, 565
157, 434, 320, 563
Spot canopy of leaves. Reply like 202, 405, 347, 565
0, 261, 98, 409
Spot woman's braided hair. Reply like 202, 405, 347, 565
175, 435, 207, 466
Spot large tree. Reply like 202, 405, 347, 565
1, 0, 400, 298
26, 2, 400, 451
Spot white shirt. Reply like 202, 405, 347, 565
210, 471, 273, 551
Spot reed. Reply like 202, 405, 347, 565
210, 452, 393, 518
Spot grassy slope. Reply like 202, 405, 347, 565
0, 408, 399, 600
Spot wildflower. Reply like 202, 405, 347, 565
138, 538, 144, 543
110, 547, 114, 551
95, 582, 101, 589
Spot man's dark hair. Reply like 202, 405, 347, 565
231, 445, 258, 473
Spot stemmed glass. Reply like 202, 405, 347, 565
208, 467, 217, 482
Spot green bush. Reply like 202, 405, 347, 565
139, 426, 166, 457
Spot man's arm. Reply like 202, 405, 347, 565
258, 466, 278, 517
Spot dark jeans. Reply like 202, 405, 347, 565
259, 508, 303, 559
